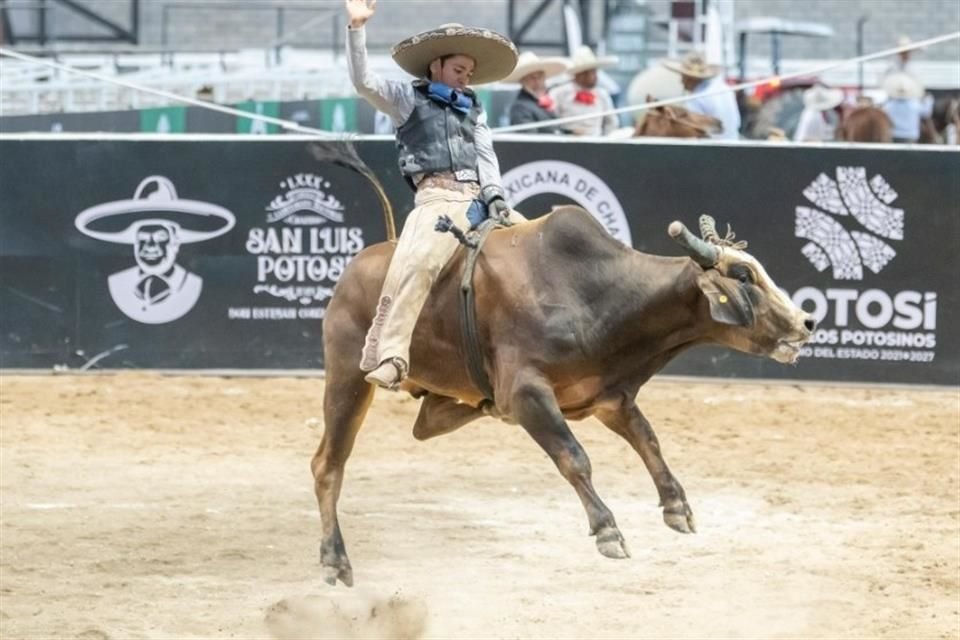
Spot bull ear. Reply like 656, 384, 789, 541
696, 270, 754, 326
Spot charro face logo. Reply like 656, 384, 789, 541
235, 173, 364, 320
500, 160, 632, 246
75, 176, 235, 324
795, 166, 903, 280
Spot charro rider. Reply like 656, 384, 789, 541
345, 0, 523, 390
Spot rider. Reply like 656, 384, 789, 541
663, 51, 741, 140
345, 0, 523, 390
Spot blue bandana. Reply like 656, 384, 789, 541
427, 82, 474, 114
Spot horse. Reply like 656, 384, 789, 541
836, 106, 893, 143
634, 104, 723, 138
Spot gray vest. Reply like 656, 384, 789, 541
395, 82, 482, 187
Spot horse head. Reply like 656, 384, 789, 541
635, 103, 722, 139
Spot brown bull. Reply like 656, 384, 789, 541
312, 208, 815, 586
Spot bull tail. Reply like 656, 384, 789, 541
309, 139, 396, 242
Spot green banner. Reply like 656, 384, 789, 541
235, 101, 280, 134
140, 107, 186, 133
320, 98, 357, 133
473, 88, 493, 115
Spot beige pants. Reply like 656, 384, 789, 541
359, 185, 523, 372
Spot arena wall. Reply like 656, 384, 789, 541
0, 134, 956, 385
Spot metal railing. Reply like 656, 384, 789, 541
159, 1, 341, 64
0, 0, 139, 45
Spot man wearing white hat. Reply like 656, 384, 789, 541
505, 51, 570, 133
882, 72, 932, 143
663, 51, 740, 140
345, 0, 523, 389
550, 46, 619, 136
793, 84, 844, 142
885, 35, 918, 78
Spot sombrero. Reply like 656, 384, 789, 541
882, 72, 923, 100
662, 51, 720, 79
502, 51, 569, 84
391, 23, 518, 85
567, 46, 618, 75
803, 84, 844, 111
75, 176, 235, 245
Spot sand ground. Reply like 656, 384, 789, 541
1, 373, 958, 640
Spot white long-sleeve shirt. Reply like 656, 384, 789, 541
793, 108, 837, 142
346, 25, 504, 194
686, 76, 741, 140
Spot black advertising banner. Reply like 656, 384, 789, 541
485, 139, 959, 386
0, 138, 390, 369
1, 136, 957, 385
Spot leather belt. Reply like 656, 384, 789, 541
417, 173, 481, 195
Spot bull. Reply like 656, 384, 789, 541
312, 207, 815, 587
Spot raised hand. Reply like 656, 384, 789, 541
345, 0, 376, 28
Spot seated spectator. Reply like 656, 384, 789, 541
794, 84, 844, 142
662, 51, 740, 140
504, 51, 570, 133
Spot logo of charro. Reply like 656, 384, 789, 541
795, 166, 903, 280
75, 176, 235, 324
501, 160, 632, 246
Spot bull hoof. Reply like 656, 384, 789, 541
663, 503, 697, 534
595, 526, 631, 559
322, 561, 354, 587
320, 546, 354, 587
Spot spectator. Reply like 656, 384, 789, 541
885, 35, 918, 78
663, 51, 740, 140
550, 46, 619, 136
504, 51, 570, 133
794, 84, 844, 142
882, 73, 932, 143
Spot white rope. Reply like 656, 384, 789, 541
2, 30, 957, 137
494, 30, 960, 134
0, 46, 338, 137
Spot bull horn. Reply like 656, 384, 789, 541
668, 221, 719, 267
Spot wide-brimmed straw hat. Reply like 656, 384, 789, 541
75, 176, 235, 245
883, 72, 923, 99
391, 23, 518, 85
567, 45, 618, 75
803, 84, 844, 111
502, 51, 569, 83
662, 51, 720, 79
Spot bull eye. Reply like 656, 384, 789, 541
730, 264, 754, 285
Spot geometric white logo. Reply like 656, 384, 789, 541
795, 167, 904, 280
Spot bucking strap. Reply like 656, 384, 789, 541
459, 219, 498, 404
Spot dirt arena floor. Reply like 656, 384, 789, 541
0, 373, 958, 640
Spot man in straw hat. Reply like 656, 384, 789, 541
662, 51, 740, 140
345, 0, 524, 389
793, 84, 844, 143
505, 51, 570, 133
550, 45, 619, 136
885, 35, 919, 78
882, 72, 932, 143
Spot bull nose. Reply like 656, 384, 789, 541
803, 316, 817, 333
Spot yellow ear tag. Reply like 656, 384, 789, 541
718, 294, 728, 303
